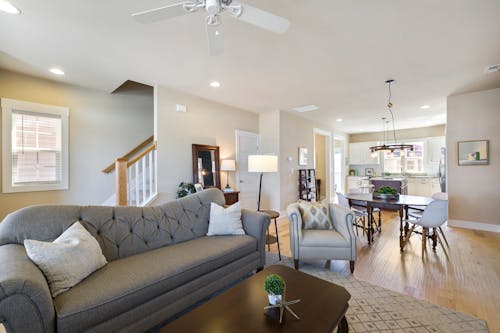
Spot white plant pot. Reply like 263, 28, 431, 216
268, 294, 282, 305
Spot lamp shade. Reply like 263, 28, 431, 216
248, 155, 278, 173
220, 159, 236, 171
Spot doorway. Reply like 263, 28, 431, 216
235, 130, 260, 209
313, 129, 332, 202
333, 135, 346, 194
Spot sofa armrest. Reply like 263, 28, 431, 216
0, 244, 55, 333
329, 203, 357, 260
241, 209, 270, 269
286, 203, 303, 260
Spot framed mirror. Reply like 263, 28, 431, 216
192, 144, 221, 189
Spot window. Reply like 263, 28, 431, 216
383, 141, 425, 174
2, 98, 69, 193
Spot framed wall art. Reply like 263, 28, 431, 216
298, 147, 308, 166
457, 140, 489, 166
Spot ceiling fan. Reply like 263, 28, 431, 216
132, 0, 290, 56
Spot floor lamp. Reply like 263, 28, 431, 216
248, 155, 278, 211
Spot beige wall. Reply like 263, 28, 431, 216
258, 110, 280, 211
315, 134, 327, 199
349, 124, 446, 143
154, 85, 259, 203
447, 88, 500, 229
0, 69, 153, 219
279, 111, 336, 211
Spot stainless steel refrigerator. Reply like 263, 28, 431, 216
438, 147, 446, 192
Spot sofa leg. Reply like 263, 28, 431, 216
349, 260, 355, 274
256, 266, 264, 273
294, 259, 299, 270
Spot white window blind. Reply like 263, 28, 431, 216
2, 98, 69, 193
11, 110, 62, 185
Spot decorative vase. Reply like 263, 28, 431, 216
268, 294, 282, 305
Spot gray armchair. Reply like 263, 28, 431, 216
287, 203, 357, 273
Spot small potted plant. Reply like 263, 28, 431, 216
373, 185, 399, 200
264, 274, 286, 305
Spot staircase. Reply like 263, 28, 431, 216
102, 136, 158, 206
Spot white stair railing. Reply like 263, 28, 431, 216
115, 142, 157, 206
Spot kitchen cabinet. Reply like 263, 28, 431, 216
407, 177, 441, 196
347, 176, 371, 194
349, 142, 380, 165
426, 136, 445, 164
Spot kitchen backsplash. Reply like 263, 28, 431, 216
349, 163, 439, 177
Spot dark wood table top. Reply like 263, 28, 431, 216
345, 193, 433, 206
160, 265, 350, 333
259, 209, 280, 219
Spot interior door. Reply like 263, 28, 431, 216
236, 130, 260, 210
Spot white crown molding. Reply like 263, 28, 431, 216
448, 219, 500, 233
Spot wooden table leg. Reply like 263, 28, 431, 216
404, 205, 409, 237
399, 208, 405, 252
337, 315, 349, 333
367, 205, 372, 245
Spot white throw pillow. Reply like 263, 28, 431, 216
24, 222, 107, 297
207, 202, 245, 236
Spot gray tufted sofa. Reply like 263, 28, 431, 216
0, 188, 270, 333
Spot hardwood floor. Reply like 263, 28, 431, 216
269, 212, 500, 332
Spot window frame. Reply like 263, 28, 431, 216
2, 98, 69, 193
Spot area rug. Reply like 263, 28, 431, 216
266, 253, 489, 333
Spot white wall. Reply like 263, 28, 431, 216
154, 85, 259, 203
0, 69, 153, 219
447, 88, 500, 231
258, 110, 280, 211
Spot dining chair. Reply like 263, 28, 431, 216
403, 199, 449, 257
408, 192, 449, 247
337, 192, 371, 238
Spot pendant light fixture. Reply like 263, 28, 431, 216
369, 80, 413, 154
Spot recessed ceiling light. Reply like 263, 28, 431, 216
0, 0, 21, 14
293, 105, 319, 113
336, 118, 343, 122
210, 81, 221, 88
420, 105, 430, 109
484, 64, 500, 74
49, 68, 65, 76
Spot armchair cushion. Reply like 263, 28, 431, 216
298, 201, 332, 230
301, 229, 350, 248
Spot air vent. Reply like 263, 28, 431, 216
293, 104, 319, 113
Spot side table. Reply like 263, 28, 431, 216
223, 191, 239, 205
259, 210, 281, 261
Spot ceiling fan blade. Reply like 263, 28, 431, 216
132, 2, 192, 24
207, 24, 224, 56
233, 3, 290, 34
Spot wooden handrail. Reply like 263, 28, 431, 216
127, 141, 157, 167
102, 136, 154, 173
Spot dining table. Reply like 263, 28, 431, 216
344, 193, 433, 251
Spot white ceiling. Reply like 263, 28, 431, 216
1, 0, 500, 133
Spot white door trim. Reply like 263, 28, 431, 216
333, 133, 347, 194
313, 128, 332, 202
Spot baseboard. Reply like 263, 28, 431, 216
448, 219, 500, 233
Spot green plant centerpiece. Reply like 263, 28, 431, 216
373, 186, 399, 200
264, 274, 286, 305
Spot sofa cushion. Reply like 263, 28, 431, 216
54, 235, 256, 330
24, 222, 107, 297
301, 229, 349, 247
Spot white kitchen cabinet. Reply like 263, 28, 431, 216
349, 142, 380, 165
427, 136, 445, 164
407, 177, 441, 196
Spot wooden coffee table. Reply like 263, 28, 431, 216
160, 265, 351, 333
